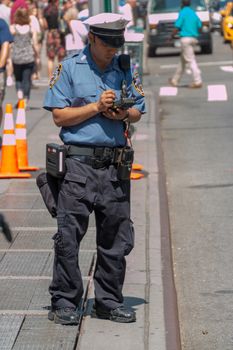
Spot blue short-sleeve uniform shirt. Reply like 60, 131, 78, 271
43, 45, 146, 147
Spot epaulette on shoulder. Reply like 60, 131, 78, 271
62, 52, 80, 62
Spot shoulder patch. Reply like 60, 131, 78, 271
49, 63, 62, 89
132, 70, 145, 96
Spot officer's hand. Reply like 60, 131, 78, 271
102, 108, 128, 121
97, 90, 116, 112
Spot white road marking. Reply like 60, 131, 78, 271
220, 65, 233, 72
208, 85, 228, 101
161, 60, 233, 69
134, 134, 149, 141
159, 87, 178, 96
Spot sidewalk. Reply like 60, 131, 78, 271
0, 75, 175, 349
77, 88, 166, 350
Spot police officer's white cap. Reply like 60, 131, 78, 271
83, 13, 129, 32
84, 13, 129, 48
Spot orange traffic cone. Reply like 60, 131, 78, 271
130, 172, 145, 180
0, 104, 31, 178
15, 100, 39, 171
130, 163, 144, 180
132, 163, 143, 171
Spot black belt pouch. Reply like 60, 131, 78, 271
36, 172, 60, 218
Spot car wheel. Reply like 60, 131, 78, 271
147, 46, 156, 57
201, 43, 213, 54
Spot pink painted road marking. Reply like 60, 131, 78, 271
208, 85, 227, 101
159, 87, 178, 96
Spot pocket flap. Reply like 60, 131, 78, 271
36, 172, 47, 188
64, 172, 87, 184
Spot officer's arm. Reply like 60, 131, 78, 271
52, 89, 116, 127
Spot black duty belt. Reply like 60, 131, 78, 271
66, 145, 125, 169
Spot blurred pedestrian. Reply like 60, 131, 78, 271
118, 0, 136, 29
169, 0, 203, 88
28, 0, 43, 81
10, 8, 39, 108
0, 0, 14, 87
43, 0, 66, 79
10, 0, 28, 24
0, 0, 11, 25
43, 12, 146, 326
78, 2, 89, 21
63, 7, 88, 57
76, 0, 88, 12
0, 18, 13, 126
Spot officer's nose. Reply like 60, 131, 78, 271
106, 47, 118, 54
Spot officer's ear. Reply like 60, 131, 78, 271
88, 32, 95, 44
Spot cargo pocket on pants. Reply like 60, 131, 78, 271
124, 220, 135, 256
36, 172, 59, 218
62, 172, 87, 199
52, 228, 74, 257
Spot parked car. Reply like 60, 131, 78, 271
147, 0, 213, 57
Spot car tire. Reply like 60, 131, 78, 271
201, 43, 213, 54
147, 46, 156, 57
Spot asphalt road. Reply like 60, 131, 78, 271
145, 32, 233, 350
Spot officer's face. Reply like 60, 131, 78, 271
90, 34, 118, 67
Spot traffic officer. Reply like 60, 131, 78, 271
43, 12, 146, 325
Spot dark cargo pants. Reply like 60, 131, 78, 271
49, 157, 134, 310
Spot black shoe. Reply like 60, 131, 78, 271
91, 303, 136, 323
48, 307, 79, 325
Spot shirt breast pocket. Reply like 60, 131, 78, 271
72, 83, 97, 104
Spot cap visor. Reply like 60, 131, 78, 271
98, 35, 125, 48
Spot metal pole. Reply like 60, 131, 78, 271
111, 0, 119, 13
88, 0, 118, 15
89, 0, 104, 16
104, 0, 112, 12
